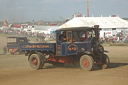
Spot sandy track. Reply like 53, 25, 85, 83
0, 35, 128, 85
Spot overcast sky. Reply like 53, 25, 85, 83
0, 0, 128, 22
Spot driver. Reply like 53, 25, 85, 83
60, 31, 66, 42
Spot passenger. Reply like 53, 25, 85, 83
68, 35, 72, 42
76, 32, 81, 42
72, 32, 77, 42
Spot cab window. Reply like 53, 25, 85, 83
66, 31, 72, 43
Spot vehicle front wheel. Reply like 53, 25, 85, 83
97, 54, 110, 69
29, 54, 44, 70
79, 55, 94, 71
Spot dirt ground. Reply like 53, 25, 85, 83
0, 35, 128, 85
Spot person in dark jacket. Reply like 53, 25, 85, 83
60, 31, 66, 42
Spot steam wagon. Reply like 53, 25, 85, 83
3, 37, 29, 54
20, 25, 109, 71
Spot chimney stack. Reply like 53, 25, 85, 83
87, 0, 89, 17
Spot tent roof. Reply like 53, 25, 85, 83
59, 17, 128, 29
56, 27, 96, 31
33, 26, 58, 31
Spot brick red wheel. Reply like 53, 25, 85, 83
80, 55, 94, 71
9, 51, 14, 55
29, 54, 44, 70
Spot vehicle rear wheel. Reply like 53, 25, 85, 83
29, 54, 44, 70
9, 48, 18, 55
10, 51, 14, 55
79, 55, 94, 71
97, 54, 110, 69
52, 62, 65, 67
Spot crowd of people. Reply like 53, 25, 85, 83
0, 29, 56, 43
0, 28, 128, 43
100, 32, 128, 43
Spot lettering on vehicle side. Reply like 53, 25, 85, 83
22, 45, 51, 48
68, 44, 78, 51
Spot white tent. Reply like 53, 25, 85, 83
59, 17, 128, 37
59, 17, 128, 29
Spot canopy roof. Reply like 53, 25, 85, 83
59, 17, 128, 29
33, 26, 58, 31
56, 26, 100, 31
57, 27, 92, 31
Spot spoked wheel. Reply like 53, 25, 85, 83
52, 62, 65, 67
80, 55, 94, 71
29, 54, 44, 70
97, 54, 110, 69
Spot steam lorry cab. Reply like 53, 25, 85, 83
20, 25, 109, 71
